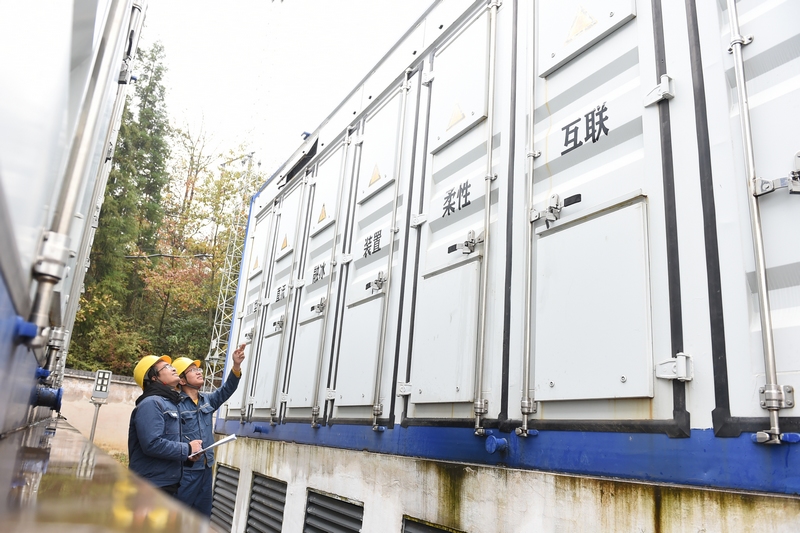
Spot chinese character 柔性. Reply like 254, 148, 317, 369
442, 187, 457, 217
457, 180, 471, 210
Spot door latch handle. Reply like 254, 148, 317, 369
366, 271, 386, 293
448, 230, 477, 255
531, 193, 582, 228
310, 297, 326, 313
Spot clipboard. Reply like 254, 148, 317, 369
189, 433, 237, 458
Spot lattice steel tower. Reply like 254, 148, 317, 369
203, 152, 256, 391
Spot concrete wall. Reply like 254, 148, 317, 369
59, 369, 140, 454
217, 438, 800, 533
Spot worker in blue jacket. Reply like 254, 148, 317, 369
172, 344, 245, 515
128, 355, 203, 495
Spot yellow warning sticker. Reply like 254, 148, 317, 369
281, 235, 288, 249
369, 164, 381, 186
447, 104, 465, 131
566, 6, 597, 43
318, 203, 327, 222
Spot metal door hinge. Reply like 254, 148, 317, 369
644, 74, 675, 107
531, 193, 582, 228
655, 352, 693, 382
325, 388, 337, 401
410, 213, 427, 228
280, 393, 288, 404
396, 382, 413, 396
339, 254, 353, 265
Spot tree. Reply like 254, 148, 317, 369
70, 42, 266, 375
69, 43, 172, 375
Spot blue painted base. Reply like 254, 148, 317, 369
0, 271, 39, 433
216, 418, 800, 495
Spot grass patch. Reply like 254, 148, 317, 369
97, 444, 129, 467
109, 452, 129, 467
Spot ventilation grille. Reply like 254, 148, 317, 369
210, 465, 240, 533
304, 490, 363, 532
403, 517, 465, 533
246, 473, 287, 533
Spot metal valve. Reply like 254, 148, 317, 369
448, 230, 478, 255
531, 193, 582, 228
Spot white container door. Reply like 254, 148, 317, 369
286, 145, 347, 409
409, 11, 491, 407
334, 92, 404, 408
531, 0, 662, 405
229, 207, 275, 411
251, 181, 308, 412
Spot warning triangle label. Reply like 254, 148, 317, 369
281, 235, 288, 249
447, 104, 465, 131
566, 6, 597, 43
318, 204, 327, 222
369, 164, 381, 186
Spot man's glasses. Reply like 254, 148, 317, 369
184, 366, 203, 375
155, 363, 174, 375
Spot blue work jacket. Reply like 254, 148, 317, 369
177, 371, 240, 470
128, 395, 191, 487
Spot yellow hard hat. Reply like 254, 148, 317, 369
173, 357, 201, 377
133, 355, 171, 389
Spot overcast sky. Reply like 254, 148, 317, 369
138, 0, 432, 175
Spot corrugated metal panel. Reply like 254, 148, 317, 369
303, 491, 363, 532
245, 473, 287, 533
211, 465, 240, 533
403, 517, 465, 533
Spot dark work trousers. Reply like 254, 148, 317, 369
175, 466, 213, 516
